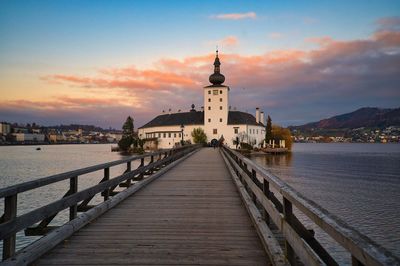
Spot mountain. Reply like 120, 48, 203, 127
291, 107, 400, 130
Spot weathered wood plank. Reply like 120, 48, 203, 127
220, 148, 288, 266
32, 148, 269, 266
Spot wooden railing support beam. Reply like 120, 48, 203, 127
283, 197, 296, 265
69, 176, 78, 221
2, 194, 17, 260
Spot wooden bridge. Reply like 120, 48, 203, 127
0, 145, 399, 265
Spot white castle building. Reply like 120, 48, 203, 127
138, 51, 266, 149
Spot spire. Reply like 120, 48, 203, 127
209, 49, 225, 85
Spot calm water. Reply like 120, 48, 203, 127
249, 143, 400, 261
0, 144, 399, 262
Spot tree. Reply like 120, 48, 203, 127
118, 137, 132, 151
191, 128, 207, 144
265, 115, 272, 142
122, 116, 134, 136
272, 125, 293, 150
118, 116, 135, 151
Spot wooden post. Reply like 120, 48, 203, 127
2, 194, 17, 260
351, 256, 365, 266
149, 155, 154, 174
283, 197, 296, 265
69, 176, 78, 221
251, 170, 257, 204
126, 162, 132, 187
262, 179, 270, 225
139, 158, 144, 180
263, 178, 271, 225
103, 167, 110, 201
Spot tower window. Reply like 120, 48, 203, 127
220, 90, 222, 94
213, 129, 217, 134
208, 106, 211, 110
208, 118, 211, 122
220, 118, 222, 122
163, 133, 166, 138
208, 98, 211, 102
168, 133, 171, 138
220, 98, 222, 102
213, 90, 218, 95
234, 127, 239, 134
174, 133, 176, 138
208, 90, 211, 94
219, 106, 222, 110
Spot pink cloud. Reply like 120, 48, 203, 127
213, 12, 257, 20
376, 16, 400, 31
12, 22, 399, 127
221, 36, 239, 47
42, 27, 400, 106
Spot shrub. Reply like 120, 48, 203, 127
191, 128, 207, 144
240, 142, 253, 150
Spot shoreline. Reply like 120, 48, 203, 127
0, 142, 117, 147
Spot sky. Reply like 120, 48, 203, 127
1, 0, 399, 129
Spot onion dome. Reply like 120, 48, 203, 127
209, 50, 225, 85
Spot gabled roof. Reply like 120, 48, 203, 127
139, 111, 264, 129
138, 111, 204, 129
228, 111, 264, 126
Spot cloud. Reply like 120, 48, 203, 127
221, 36, 239, 47
376, 16, 400, 31
44, 67, 199, 92
212, 12, 256, 20
3, 18, 400, 127
206, 36, 239, 49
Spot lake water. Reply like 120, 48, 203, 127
0, 143, 399, 262
249, 143, 400, 262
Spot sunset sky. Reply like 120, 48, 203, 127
1, 0, 399, 128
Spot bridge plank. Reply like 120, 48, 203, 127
36, 148, 269, 265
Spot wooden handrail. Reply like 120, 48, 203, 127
221, 146, 400, 266
0, 145, 189, 199
0, 144, 200, 261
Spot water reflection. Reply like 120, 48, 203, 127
249, 152, 293, 167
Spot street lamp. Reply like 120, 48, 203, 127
180, 124, 185, 145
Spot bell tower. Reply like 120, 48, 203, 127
204, 50, 230, 140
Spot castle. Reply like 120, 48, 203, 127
138, 51, 266, 149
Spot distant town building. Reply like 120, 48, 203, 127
0, 122, 11, 135
12, 133, 45, 142
48, 133, 66, 143
138, 51, 266, 149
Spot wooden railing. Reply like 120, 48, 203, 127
220, 146, 400, 266
0, 144, 200, 262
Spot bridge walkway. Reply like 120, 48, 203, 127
36, 148, 269, 265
